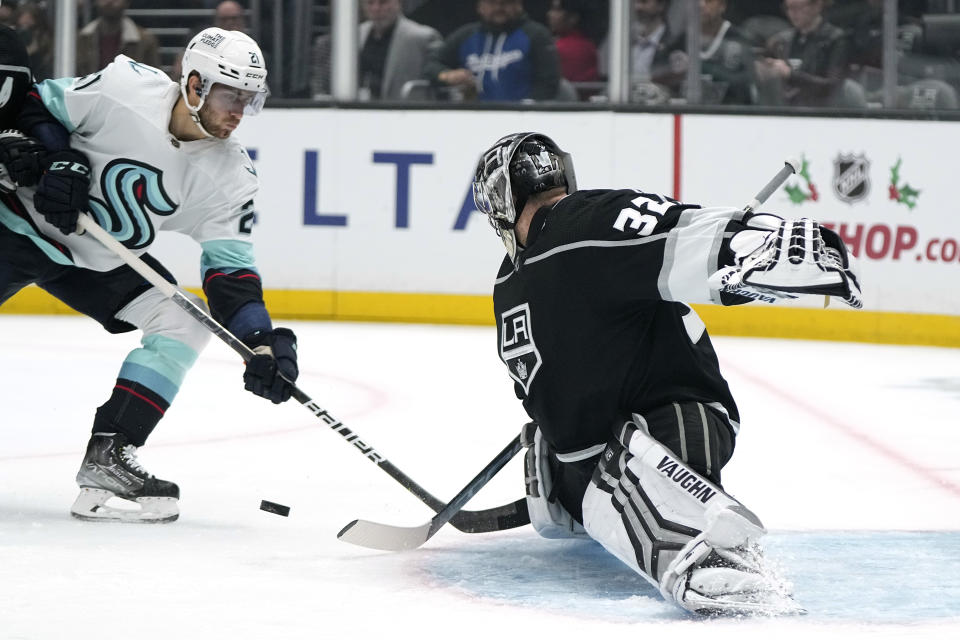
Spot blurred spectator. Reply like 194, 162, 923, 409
547, 0, 598, 83
16, 2, 52, 80
311, 0, 441, 100
842, 0, 926, 92
424, 0, 560, 102
409, 0, 479, 37
630, 0, 673, 83
77, 0, 161, 75
215, 1, 248, 33
726, 0, 784, 24
409, 0, 549, 37
0, 4, 18, 30
754, 0, 848, 107
662, 0, 756, 105
360, 0, 441, 100
596, 0, 674, 103
596, 0, 672, 103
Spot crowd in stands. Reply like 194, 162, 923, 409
3, 0, 960, 110
321, 0, 960, 109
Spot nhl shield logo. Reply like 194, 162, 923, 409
833, 153, 870, 203
500, 303, 541, 394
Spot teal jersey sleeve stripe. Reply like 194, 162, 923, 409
37, 78, 79, 133
200, 239, 259, 276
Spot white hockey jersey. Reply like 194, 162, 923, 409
0, 55, 260, 276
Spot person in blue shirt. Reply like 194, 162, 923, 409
424, 0, 560, 102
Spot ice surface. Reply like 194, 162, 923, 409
0, 316, 957, 639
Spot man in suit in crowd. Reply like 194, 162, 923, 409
312, 0, 442, 101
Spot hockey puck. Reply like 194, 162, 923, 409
259, 500, 290, 517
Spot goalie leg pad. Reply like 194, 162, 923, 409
522, 422, 589, 539
582, 411, 759, 584
581, 411, 798, 615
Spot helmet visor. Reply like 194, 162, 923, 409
206, 83, 268, 116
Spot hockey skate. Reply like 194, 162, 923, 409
671, 544, 806, 617
662, 508, 805, 617
70, 433, 180, 523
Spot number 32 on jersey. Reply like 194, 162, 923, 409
613, 192, 674, 237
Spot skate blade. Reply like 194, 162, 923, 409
71, 488, 179, 523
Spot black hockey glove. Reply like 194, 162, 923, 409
0, 130, 46, 190
243, 328, 299, 404
33, 149, 92, 235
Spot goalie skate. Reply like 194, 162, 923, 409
674, 546, 806, 617
70, 433, 180, 523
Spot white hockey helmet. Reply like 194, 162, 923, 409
180, 27, 268, 126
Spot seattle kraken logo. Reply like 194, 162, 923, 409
87, 159, 178, 249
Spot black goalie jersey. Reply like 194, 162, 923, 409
493, 189, 755, 456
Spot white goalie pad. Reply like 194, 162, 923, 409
522, 424, 588, 539
582, 419, 802, 616
710, 217, 863, 309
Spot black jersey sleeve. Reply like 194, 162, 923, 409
202, 267, 273, 343
16, 88, 71, 152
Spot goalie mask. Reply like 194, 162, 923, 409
473, 132, 576, 262
180, 27, 268, 137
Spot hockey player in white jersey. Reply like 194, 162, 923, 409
474, 132, 862, 615
0, 28, 297, 523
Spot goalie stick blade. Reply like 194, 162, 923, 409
338, 435, 524, 552
449, 498, 529, 533
339, 499, 530, 550
338, 518, 431, 552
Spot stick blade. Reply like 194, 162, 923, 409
337, 518, 432, 551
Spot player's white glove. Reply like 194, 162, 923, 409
710, 218, 863, 309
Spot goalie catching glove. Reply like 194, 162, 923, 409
242, 328, 299, 404
710, 217, 862, 309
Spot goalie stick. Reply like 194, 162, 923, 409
75, 214, 527, 534
744, 158, 799, 213
338, 434, 523, 551
740, 159, 834, 308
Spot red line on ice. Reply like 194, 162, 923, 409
727, 361, 960, 501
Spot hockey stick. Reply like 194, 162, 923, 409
75, 213, 525, 533
744, 158, 799, 213
337, 434, 524, 551
741, 158, 833, 308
